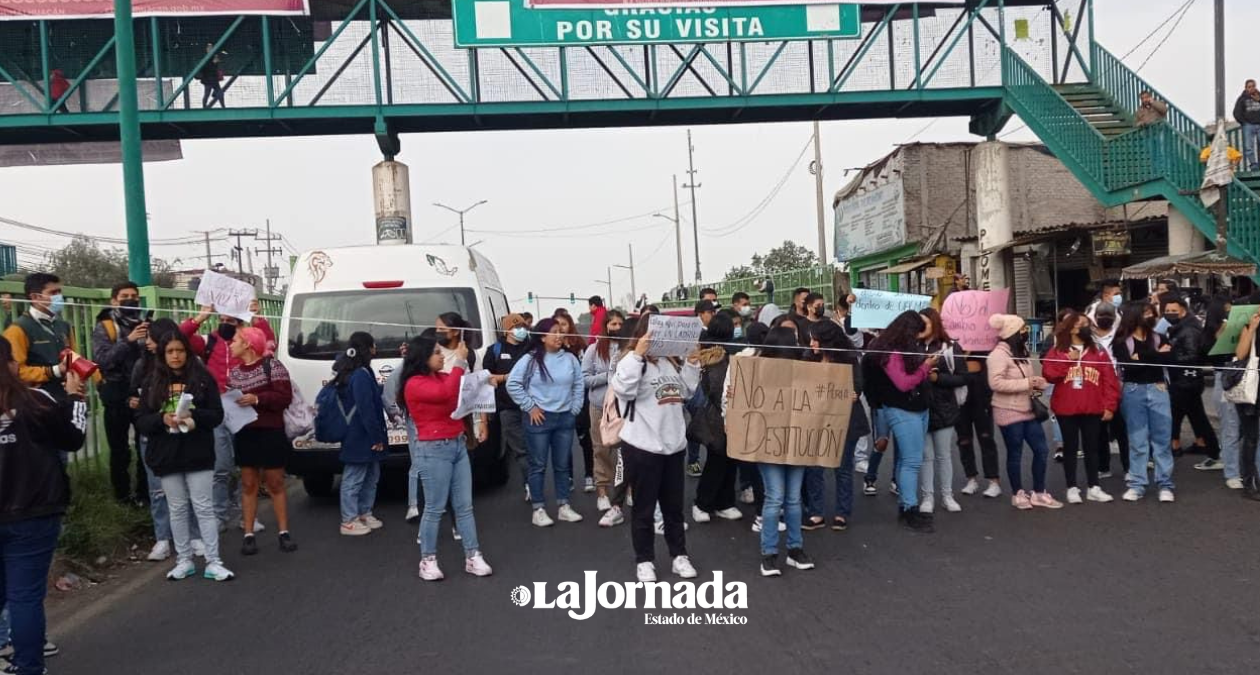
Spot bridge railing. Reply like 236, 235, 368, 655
0, 1, 1057, 119
655, 265, 836, 311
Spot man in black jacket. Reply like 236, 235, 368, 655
91, 281, 150, 504
1234, 79, 1260, 171
1162, 295, 1221, 468
487, 314, 534, 499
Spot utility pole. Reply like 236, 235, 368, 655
1215, 0, 1226, 121
682, 129, 703, 282
193, 230, 216, 269
613, 244, 636, 305
433, 200, 488, 246
811, 120, 828, 265
114, 0, 151, 285
653, 176, 686, 288
254, 219, 284, 294
227, 228, 259, 274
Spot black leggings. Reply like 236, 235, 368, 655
1098, 412, 1130, 474
694, 441, 737, 513
1171, 386, 1220, 459
575, 399, 594, 479
1058, 414, 1102, 489
956, 390, 1000, 480
623, 444, 687, 564
1236, 406, 1260, 490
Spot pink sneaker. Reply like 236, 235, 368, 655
419, 556, 444, 581
1030, 491, 1064, 509
1011, 490, 1033, 510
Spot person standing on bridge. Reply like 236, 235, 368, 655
507, 318, 585, 528
613, 319, 701, 582
400, 329, 493, 581
1235, 80, 1260, 172
198, 44, 225, 109
136, 331, 233, 582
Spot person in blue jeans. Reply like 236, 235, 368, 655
1203, 298, 1244, 488
0, 336, 88, 675
802, 320, 869, 531
398, 329, 492, 580
507, 318, 585, 528
333, 332, 389, 536
865, 311, 935, 532
1233, 80, 1260, 172
1112, 301, 1176, 503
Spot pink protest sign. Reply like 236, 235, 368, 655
941, 289, 1011, 351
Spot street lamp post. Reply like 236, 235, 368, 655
433, 200, 488, 246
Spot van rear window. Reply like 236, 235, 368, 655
287, 288, 481, 360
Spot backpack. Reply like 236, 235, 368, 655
260, 357, 316, 441
599, 360, 647, 445
314, 377, 358, 443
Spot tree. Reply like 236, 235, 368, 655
723, 240, 818, 281
44, 236, 177, 289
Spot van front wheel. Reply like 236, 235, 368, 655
302, 473, 336, 499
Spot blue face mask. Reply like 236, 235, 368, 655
1110, 294, 1123, 307
511, 327, 529, 342
49, 294, 65, 315
733, 326, 744, 341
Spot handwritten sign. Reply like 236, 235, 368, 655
1209, 304, 1258, 356
647, 314, 703, 358
941, 289, 1011, 351
851, 289, 932, 329
194, 269, 256, 322
452, 370, 497, 419
725, 356, 853, 469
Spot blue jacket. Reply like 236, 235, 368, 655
337, 367, 389, 464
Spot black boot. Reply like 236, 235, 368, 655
898, 507, 934, 533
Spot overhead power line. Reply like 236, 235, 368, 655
703, 136, 814, 238
0, 215, 224, 246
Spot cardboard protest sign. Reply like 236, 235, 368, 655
941, 289, 1011, 351
194, 269, 256, 322
725, 356, 854, 469
1209, 304, 1259, 356
851, 289, 932, 328
452, 370, 497, 419
647, 314, 703, 358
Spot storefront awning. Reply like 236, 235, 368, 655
1121, 251, 1257, 279
880, 256, 937, 275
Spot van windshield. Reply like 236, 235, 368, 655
287, 288, 481, 360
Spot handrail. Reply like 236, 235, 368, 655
1091, 44, 1208, 150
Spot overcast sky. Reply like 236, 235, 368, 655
0, 0, 1250, 308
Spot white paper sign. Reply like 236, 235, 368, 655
220, 390, 259, 434
194, 270, 256, 322
647, 314, 703, 358
452, 370, 497, 420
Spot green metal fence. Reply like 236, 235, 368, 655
656, 265, 837, 310
0, 281, 283, 470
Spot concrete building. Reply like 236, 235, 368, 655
833, 140, 1204, 317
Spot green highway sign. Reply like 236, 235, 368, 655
452, 0, 861, 48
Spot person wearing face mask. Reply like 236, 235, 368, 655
731, 292, 753, 322
181, 300, 275, 533
582, 310, 626, 513
1112, 301, 1176, 503
1161, 295, 1221, 468
2, 273, 80, 403
91, 281, 151, 505
1085, 279, 1124, 324
803, 293, 826, 323
487, 314, 534, 503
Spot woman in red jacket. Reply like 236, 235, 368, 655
1042, 310, 1120, 505
399, 328, 492, 582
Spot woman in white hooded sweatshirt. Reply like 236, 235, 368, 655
611, 317, 702, 583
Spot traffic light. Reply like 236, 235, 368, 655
527, 291, 534, 302
569, 292, 576, 305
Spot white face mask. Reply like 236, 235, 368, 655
738, 305, 752, 318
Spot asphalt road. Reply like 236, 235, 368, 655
50, 446, 1260, 675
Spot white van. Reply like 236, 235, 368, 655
278, 244, 514, 498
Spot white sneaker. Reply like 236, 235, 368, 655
359, 514, 384, 530
654, 520, 689, 535
146, 540, 171, 562
583, 477, 596, 493
982, 481, 1003, 498
919, 499, 934, 514
715, 507, 743, 521
597, 495, 611, 512
523, 484, 531, 502
165, 559, 196, 581
190, 538, 207, 558
1122, 489, 1143, 502
452, 527, 462, 541
557, 504, 584, 523
672, 555, 698, 579
340, 520, 372, 536
692, 505, 712, 523
405, 506, 420, 522
960, 478, 980, 495
941, 496, 962, 513
599, 506, 625, 528
738, 487, 755, 504
625, 493, 633, 507
1066, 487, 1083, 504
751, 516, 763, 533
419, 556, 444, 581
532, 508, 555, 528
636, 562, 657, 582
1158, 489, 1175, 503
203, 562, 235, 582
1087, 486, 1114, 503
465, 553, 493, 577
1226, 478, 1245, 490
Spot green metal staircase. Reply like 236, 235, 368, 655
1001, 43, 1260, 265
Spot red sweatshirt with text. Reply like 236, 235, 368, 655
1042, 345, 1120, 417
